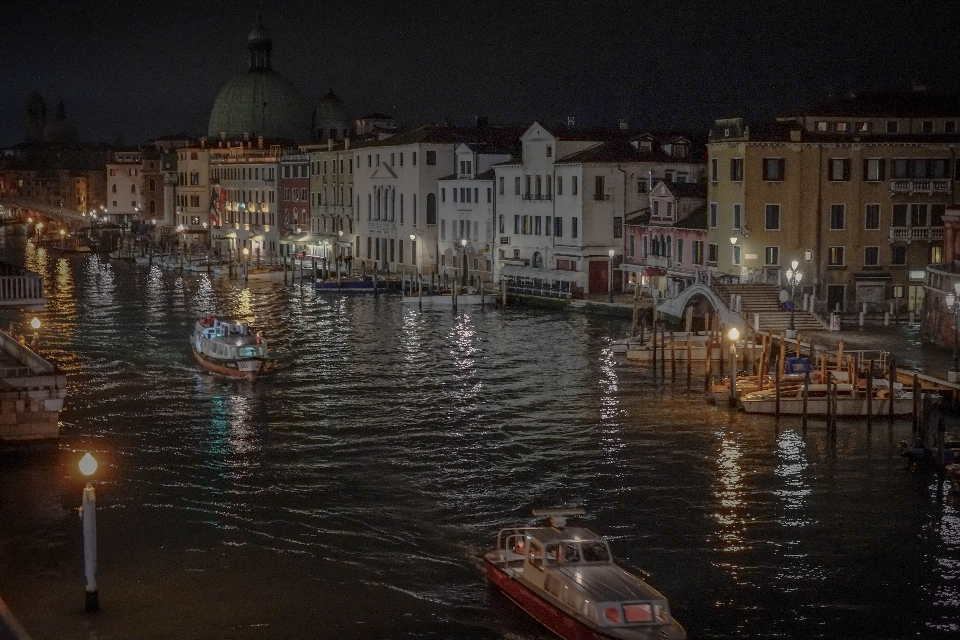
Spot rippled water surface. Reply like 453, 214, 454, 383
1, 238, 959, 640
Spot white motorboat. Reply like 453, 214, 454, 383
190, 316, 267, 380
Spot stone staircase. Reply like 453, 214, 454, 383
715, 283, 825, 332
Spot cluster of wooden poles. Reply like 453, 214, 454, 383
642, 322, 934, 432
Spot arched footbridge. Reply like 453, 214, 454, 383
0, 198, 91, 232
655, 283, 744, 332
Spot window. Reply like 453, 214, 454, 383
554, 217, 563, 237
946, 121, 957, 134
932, 203, 946, 227
835, 121, 848, 132
829, 158, 851, 181
729, 158, 743, 181
545, 216, 551, 236
412, 152, 417, 165
828, 204, 846, 230
856, 121, 871, 133
886, 120, 899, 134
498, 177, 504, 195
426, 151, 436, 165
514, 177, 521, 195
498, 215, 504, 234
709, 203, 718, 228
863, 158, 885, 181
931, 246, 943, 264
613, 217, 622, 238
732, 203, 742, 229
922, 121, 934, 134
594, 176, 605, 199
572, 176, 578, 195
910, 204, 928, 227
524, 175, 531, 197
534, 215, 542, 235
891, 245, 907, 265
864, 246, 879, 266
522, 215, 532, 234
710, 158, 719, 182
487, 188, 491, 203
828, 246, 845, 266
816, 121, 828, 132
765, 204, 781, 230
732, 245, 741, 266
693, 241, 704, 264
865, 204, 880, 230
676, 239, 684, 263
546, 145, 552, 157
764, 246, 779, 265
708, 243, 718, 264
440, 220, 446, 240
514, 215, 520, 234
893, 203, 908, 226
762, 158, 785, 181
572, 217, 578, 238
557, 176, 562, 195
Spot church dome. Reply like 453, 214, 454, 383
207, 18, 308, 142
317, 90, 346, 122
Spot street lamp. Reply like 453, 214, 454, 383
728, 327, 740, 406
60, 228, 66, 250
608, 249, 615, 303
945, 281, 960, 381
30, 317, 40, 350
461, 238, 468, 287
79, 452, 99, 612
242, 247, 250, 281
784, 259, 803, 337
36, 222, 43, 244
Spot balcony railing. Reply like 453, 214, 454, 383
890, 179, 951, 194
521, 194, 552, 201
889, 226, 944, 242
644, 255, 673, 269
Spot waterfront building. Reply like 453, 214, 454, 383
277, 151, 311, 259
352, 125, 517, 278
303, 140, 356, 268
174, 144, 212, 251
494, 122, 704, 296
623, 180, 708, 298
437, 143, 512, 287
707, 90, 960, 315
922, 206, 960, 355
140, 147, 177, 234
105, 149, 143, 225
208, 137, 286, 264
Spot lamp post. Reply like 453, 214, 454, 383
60, 228, 66, 250
30, 317, 40, 350
461, 238, 468, 288
784, 259, 803, 339
242, 247, 249, 281
36, 222, 43, 244
608, 249, 615, 303
945, 282, 960, 382
728, 327, 740, 406
79, 452, 99, 612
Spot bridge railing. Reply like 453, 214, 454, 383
0, 329, 54, 375
0, 274, 44, 303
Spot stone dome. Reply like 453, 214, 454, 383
207, 18, 309, 142
317, 90, 346, 122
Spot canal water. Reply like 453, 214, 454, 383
0, 237, 958, 640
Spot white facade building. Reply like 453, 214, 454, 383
105, 149, 143, 223
436, 143, 511, 287
174, 145, 212, 249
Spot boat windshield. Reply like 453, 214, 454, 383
545, 541, 581, 565
580, 541, 611, 563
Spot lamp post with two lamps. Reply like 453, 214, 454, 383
784, 260, 803, 338
945, 282, 960, 382
608, 249, 615, 303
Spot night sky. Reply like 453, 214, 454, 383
2, 0, 959, 147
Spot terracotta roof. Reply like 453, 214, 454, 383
659, 181, 707, 199
557, 139, 701, 164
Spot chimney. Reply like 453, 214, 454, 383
790, 129, 802, 142
199, 136, 207, 149
567, 116, 576, 128
344, 137, 350, 150
619, 118, 629, 130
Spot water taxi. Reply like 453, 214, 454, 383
190, 316, 267, 380
484, 509, 686, 640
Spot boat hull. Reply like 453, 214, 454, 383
316, 279, 377, 292
485, 558, 684, 640
403, 294, 492, 307
191, 346, 263, 380
740, 395, 914, 416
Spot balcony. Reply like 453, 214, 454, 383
644, 255, 673, 269
889, 226, 944, 243
890, 179, 951, 194
521, 194, 552, 201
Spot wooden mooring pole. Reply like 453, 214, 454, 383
866, 360, 874, 428
802, 372, 809, 431
889, 357, 897, 419
670, 331, 676, 383
686, 337, 692, 389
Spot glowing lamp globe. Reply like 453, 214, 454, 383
79, 453, 97, 476
30, 317, 40, 330
728, 327, 740, 342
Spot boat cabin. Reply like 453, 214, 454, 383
494, 525, 674, 630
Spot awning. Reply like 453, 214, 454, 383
499, 265, 588, 285
620, 263, 643, 273
642, 267, 667, 277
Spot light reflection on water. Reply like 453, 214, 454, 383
0, 240, 959, 639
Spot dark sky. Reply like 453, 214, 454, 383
2, 0, 958, 147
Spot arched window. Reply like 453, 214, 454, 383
666, 235, 672, 258
130, 184, 136, 194
426, 193, 437, 225
367, 193, 372, 221
533, 251, 544, 268
111, 184, 117, 193
652, 236, 659, 256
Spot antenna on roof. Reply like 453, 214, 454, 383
532, 507, 585, 529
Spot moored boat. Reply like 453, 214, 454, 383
315, 276, 378, 292
403, 287, 492, 307
484, 509, 686, 640
739, 380, 916, 416
190, 316, 267, 380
